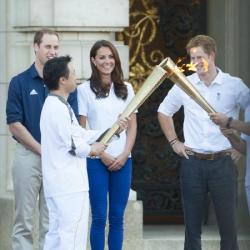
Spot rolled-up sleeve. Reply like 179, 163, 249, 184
158, 85, 183, 117
70, 124, 105, 158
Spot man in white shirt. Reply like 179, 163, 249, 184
158, 35, 250, 250
210, 109, 250, 214
40, 55, 107, 250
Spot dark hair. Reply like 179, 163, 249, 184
186, 35, 217, 56
43, 55, 72, 90
89, 40, 128, 100
33, 29, 59, 46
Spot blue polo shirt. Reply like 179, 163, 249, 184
6, 63, 78, 143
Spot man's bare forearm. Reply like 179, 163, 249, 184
158, 113, 177, 142
230, 120, 250, 135
227, 134, 246, 154
210, 113, 250, 135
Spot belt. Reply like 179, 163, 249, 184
189, 150, 231, 160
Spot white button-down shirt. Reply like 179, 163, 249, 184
158, 69, 250, 153
40, 95, 102, 197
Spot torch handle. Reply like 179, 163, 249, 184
99, 65, 168, 144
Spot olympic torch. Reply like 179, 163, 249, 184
162, 57, 215, 113
99, 57, 239, 144
99, 59, 170, 144
161, 57, 240, 142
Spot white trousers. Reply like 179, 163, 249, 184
44, 191, 89, 250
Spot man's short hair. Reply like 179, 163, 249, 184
186, 35, 217, 56
43, 55, 72, 91
33, 29, 59, 46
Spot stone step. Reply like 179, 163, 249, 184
1, 197, 250, 250
143, 225, 250, 250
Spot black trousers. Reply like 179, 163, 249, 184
180, 155, 238, 250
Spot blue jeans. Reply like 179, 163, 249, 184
87, 158, 132, 250
180, 155, 238, 250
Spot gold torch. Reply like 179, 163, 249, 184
161, 57, 240, 141
99, 57, 239, 144
162, 57, 215, 113
99, 59, 170, 144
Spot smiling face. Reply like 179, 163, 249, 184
34, 33, 59, 66
189, 46, 215, 76
91, 46, 115, 79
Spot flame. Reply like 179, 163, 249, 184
201, 58, 209, 72
184, 62, 198, 72
176, 57, 197, 72
176, 57, 209, 73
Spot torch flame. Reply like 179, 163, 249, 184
176, 57, 198, 72
201, 58, 209, 72
184, 62, 198, 72
176, 57, 209, 73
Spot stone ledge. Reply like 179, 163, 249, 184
0, 198, 143, 250
143, 225, 250, 250
13, 27, 125, 32
14, 0, 129, 28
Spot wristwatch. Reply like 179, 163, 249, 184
226, 117, 233, 129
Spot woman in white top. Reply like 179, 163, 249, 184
77, 40, 137, 250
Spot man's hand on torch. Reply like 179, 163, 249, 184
209, 113, 229, 127
89, 142, 107, 157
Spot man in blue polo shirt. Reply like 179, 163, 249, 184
6, 29, 78, 250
